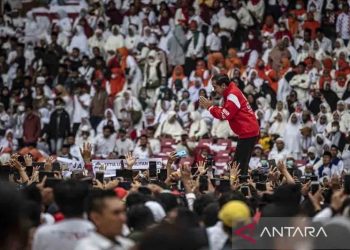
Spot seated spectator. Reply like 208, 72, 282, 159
133, 134, 152, 159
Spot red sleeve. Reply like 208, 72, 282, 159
208, 96, 240, 120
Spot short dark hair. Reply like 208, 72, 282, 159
212, 74, 230, 86
86, 189, 116, 215
54, 180, 89, 217
323, 151, 332, 158
127, 205, 155, 231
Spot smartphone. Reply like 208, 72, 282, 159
158, 169, 167, 181
310, 181, 319, 194
116, 169, 133, 181
0, 165, 11, 181
256, 182, 267, 191
218, 179, 231, 193
33, 162, 45, 171
206, 154, 214, 169
310, 175, 318, 181
199, 175, 208, 192
239, 175, 249, 184
45, 178, 61, 188
191, 167, 198, 175
138, 186, 152, 195
149, 161, 157, 179
52, 162, 61, 172
259, 174, 268, 182
96, 171, 104, 183
26, 166, 33, 177
119, 181, 131, 190
176, 150, 187, 158
240, 185, 249, 196
39, 171, 55, 182
344, 174, 350, 194
268, 159, 276, 168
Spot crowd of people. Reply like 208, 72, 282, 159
1, 0, 350, 249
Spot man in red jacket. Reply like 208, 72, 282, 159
199, 74, 260, 174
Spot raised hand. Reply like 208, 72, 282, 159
167, 151, 177, 165
125, 152, 136, 169
196, 160, 207, 175
44, 156, 55, 172
80, 143, 92, 163
180, 163, 192, 180
24, 154, 33, 167
230, 161, 241, 179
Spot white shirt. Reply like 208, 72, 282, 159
133, 145, 150, 159
185, 31, 205, 58
114, 138, 134, 156
73, 94, 91, 124
336, 12, 350, 40
33, 219, 95, 250
206, 33, 222, 51
75, 231, 134, 250
94, 134, 117, 158
218, 16, 238, 38
317, 37, 332, 54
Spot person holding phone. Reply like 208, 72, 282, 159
199, 74, 259, 175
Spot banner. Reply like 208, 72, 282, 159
92, 158, 163, 177
56, 157, 85, 171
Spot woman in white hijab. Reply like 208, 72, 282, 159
125, 24, 141, 53
154, 111, 184, 140
313, 133, 331, 156
318, 102, 333, 123
96, 109, 120, 135
24, 12, 40, 43
269, 101, 289, 123
326, 111, 347, 134
283, 113, 302, 159
315, 114, 328, 134
104, 25, 125, 53
57, 9, 72, 39
256, 97, 272, 128
334, 38, 348, 59
178, 101, 190, 129
67, 25, 89, 55
189, 111, 208, 140
113, 90, 143, 128
269, 112, 287, 137
244, 69, 264, 95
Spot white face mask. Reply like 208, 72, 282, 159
262, 43, 268, 49
280, 27, 286, 32
248, 34, 254, 40
332, 126, 338, 132
296, 4, 302, 10
310, 6, 316, 12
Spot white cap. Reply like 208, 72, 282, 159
36, 76, 45, 85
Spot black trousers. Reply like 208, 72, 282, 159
233, 136, 258, 175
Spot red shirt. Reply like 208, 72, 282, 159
208, 82, 260, 139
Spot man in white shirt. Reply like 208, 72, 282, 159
114, 129, 134, 157
146, 126, 161, 155
316, 28, 332, 54
33, 180, 95, 250
206, 24, 222, 52
133, 134, 152, 159
75, 190, 134, 250
94, 125, 117, 159
72, 84, 91, 135
268, 138, 289, 162
336, 3, 350, 44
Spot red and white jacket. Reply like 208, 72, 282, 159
208, 82, 260, 139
